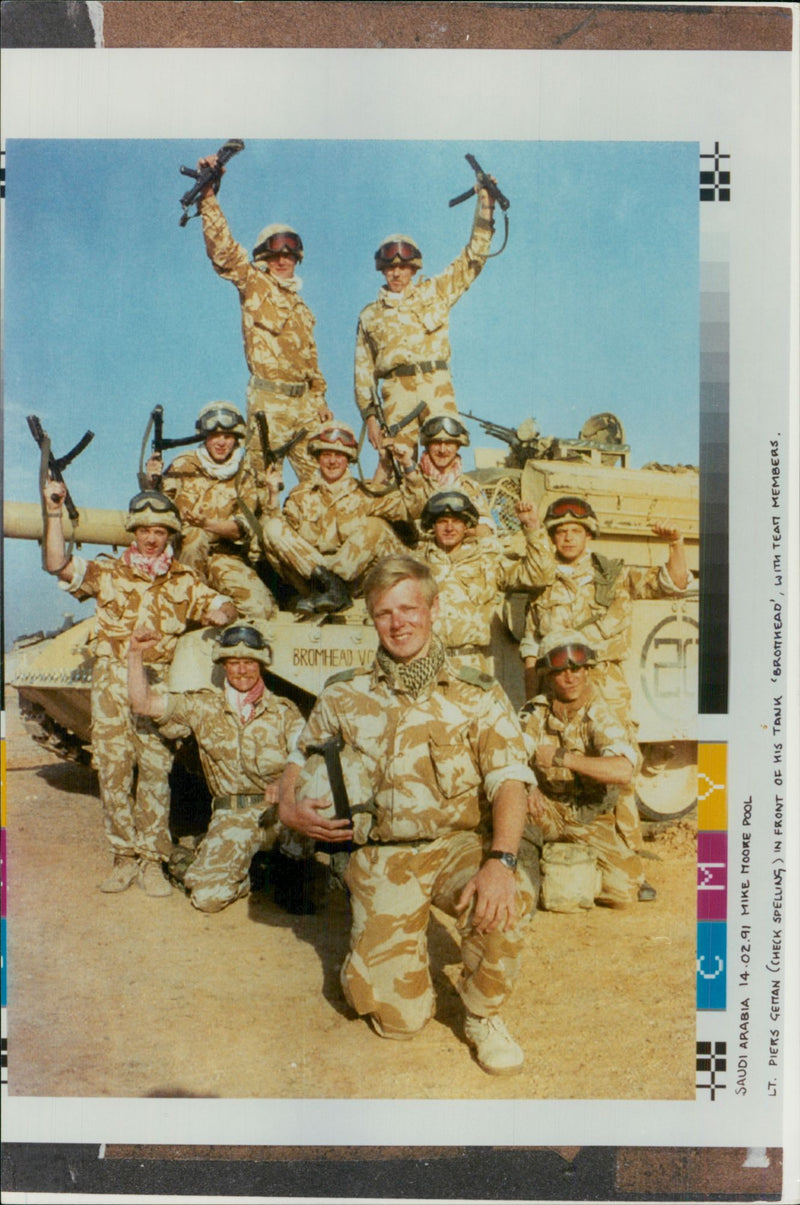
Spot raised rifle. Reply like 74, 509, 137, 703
137, 405, 204, 489
254, 413, 308, 477
178, 138, 245, 226
27, 414, 94, 524
370, 389, 427, 487
448, 153, 510, 256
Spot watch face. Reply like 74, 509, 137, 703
490, 851, 517, 870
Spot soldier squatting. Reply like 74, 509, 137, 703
37, 147, 694, 1077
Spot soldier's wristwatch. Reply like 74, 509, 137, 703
486, 851, 517, 871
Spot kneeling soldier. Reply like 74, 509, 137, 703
128, 624, 309, 913
519, 632, 652, 908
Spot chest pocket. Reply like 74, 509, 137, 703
427, 727, 481, 799
413, 297, 448, 334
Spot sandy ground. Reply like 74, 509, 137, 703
5, 690, 697, 1102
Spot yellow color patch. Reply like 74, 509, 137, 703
697, 742, 727, 830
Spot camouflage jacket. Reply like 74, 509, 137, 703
521, 537, 692, 663
161, 449, 265, 551
158, 685, 304, 797
420, 531, 545, 650
354, 198, 493, 419
61, 554, 229, 663
415, 463, 495, 532
278, 470, 425, 554
291, 656, 534, 843
520, 688, 638, 814
200, 193, 326, 402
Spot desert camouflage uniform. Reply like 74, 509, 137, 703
60, 554, 231, 864
420, 531, 545, 669
290, 655, 535, 1037
354, 198, 494, 452
260, 469, 426, 593
200, 193, 327, 481
520, 688, 643, 905
519, 537, 693, 848
415, 456, 495, 534
161, 448, 276, 621
157, 685, 305, 911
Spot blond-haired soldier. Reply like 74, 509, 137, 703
279, 556, 536, 1076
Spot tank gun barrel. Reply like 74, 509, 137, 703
4, 501, 131, 547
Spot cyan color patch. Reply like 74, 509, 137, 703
697, 921, 727, 1010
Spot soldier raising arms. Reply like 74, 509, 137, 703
41, 480, 236, 896
195, 151, 331, 482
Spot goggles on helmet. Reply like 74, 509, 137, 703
217, 625, 269, 652
421, 415, 468, 443
545, 497, 597, 523
421, 490, 479, 528
536, 642, 595, 672
128, 491, 179, 517
195, 403, 245, 435
376, 239, 421, 264
254, 230, 304, 259
314, 426, 358, 450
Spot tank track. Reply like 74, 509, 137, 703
18, 695, 90, 763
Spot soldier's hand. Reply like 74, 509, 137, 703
477, 176, 497, 212
457, 860, 518, 933
129, 627, 159, 655
526, 788, 547, 824
43, 478, 67, 513
652, 522, 683, 544
318, 404, 333, 423
284, 795, 354, 844
265, 462, 284, 501
197, 154, 224, 199
516, 501, 540, 531
262, 783, 279, 806
206, 603, 238, 627
145, 454, 163, 480
534, 744, 558, 771
366, 415, 383, 452
391, 441, 414, 472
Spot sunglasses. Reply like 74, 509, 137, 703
546, 497, 595, 521
378, 240, 420, 263
538, 643, 594, 671
422, 415, 466, 441
128, 491, 178, 514
218, 625, 269, 651
256, 231, 303, 258
197, 405, 243, 432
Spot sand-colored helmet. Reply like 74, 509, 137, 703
375, 233, 422, 271
195, 401, 246, 438
543, 496, 599, 537
420, 489, 479, 531
124, 491, 182, 534
308, 421, 359, 463
253, 224, 304, 262
419, 414, 469, 448
212, 624, 273, 669
535, 630, 596, 672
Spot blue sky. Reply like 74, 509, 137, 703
3, 138, 698, 643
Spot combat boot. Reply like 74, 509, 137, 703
310, 567, 353, 614
99, 855, 139, 893
464, 1012, 524, 1076
138, 860, 173, 898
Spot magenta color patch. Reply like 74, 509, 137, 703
697, 830, 727, 920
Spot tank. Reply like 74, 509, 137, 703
4, 412, 699, 820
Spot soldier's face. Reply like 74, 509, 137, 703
266, 253, 297, 280
134, 525, 170, 557
433, 514, 468, 552
382, 264, 417, 293
205, 432, 237, 462
317, 450, 350, 483
426, 439, 459, 471
549, 664, 589, 703
224, 658, 262, 694
371, 577, 439, 664
552, 522, 589, 563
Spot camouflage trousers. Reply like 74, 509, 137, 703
260, 515, 407, 594
590, 662, 644, 853
182, 800, 280, 913
179, 530, 276, 622
342, 831, 535, 1037
378, 373, 459, 457
528, 800, 644, 906
244, 377, 323, 484
91, 658, 173, 864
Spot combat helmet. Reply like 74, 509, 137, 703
212, 624, 273, 669
419, 414, 469, 448
375, 233, 422, 271
543, 496, 599, 537
308, 421, 359, 463
535, 630, 596, 672
253, 224, 304, 263
195, 401, 246, 438
421, 489, 479, 531
124, 491, 181, 534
